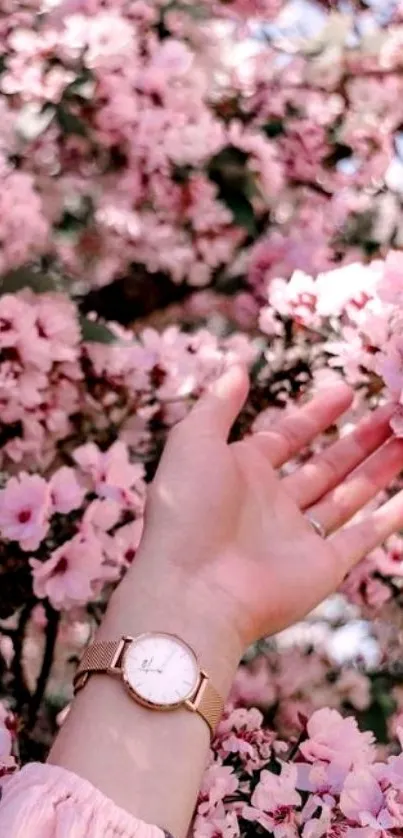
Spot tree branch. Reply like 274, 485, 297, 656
0, 626, 17, 639
11, 603, 33, 714
27, 604, 60, 730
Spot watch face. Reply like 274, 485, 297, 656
122, 633, 199, 708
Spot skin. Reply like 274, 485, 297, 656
49, 366, 403, 837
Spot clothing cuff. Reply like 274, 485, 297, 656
0, 762, 166, 838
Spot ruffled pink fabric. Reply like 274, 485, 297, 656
0, 762, 165, 838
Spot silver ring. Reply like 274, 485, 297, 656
306, 515, 326, 539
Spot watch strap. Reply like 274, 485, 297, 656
73, 639, 126, 692
186, 674, 223, 737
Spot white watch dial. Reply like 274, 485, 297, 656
123, 633, 199, 707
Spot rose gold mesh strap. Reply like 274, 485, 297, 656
73, 640, 122, 693
188, 674, 224, 738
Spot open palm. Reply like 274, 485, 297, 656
140, 366, 403, 649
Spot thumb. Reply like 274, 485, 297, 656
187, 365, 250, 439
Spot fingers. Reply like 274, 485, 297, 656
306, 436, 403, 536
185, 364, 249, 439
251, 383, 353, 468
283, 404, 395, 508
331, 489, 403, 571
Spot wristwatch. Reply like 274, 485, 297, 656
73, 632, 224, 738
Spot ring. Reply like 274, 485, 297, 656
306, 515, 326, 539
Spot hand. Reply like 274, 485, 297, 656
52, 367, 403, 836
136, 366, 403, 652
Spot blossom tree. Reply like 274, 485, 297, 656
1, 0, 403, 295
2, 2, 403, 837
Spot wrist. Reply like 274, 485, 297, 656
99, 549, 244, 699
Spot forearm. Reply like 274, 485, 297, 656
48, 548, 243, 838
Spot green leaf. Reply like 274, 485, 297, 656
163, 1, 209, 20
172, 164, 193, 184
227, 193, 256, 234
357, 675, 397, 744
63, 69, 94, 101
262, 119, 284, 139
80, 316, 118, 344
324, 143, 353, 168
56, 195, 94, 234
0, 268, 57, 296
243, 175, 261, 201
207, 145, 257, 235
56, 105, 88, 137
177, 2, 209, 19
208, 146, 249, 183
250, 349, 270, 380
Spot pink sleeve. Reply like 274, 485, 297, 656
0, 762, 167, 838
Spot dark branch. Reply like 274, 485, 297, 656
0, 626, 17, 639
11, 603, 33, 714
28, 604, 60, 730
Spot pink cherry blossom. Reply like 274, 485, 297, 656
215, 707, 274, 773
340, 770, 395, 832
0, 473, 50, 550
0, 294, 35, 349
148, 39, 193, 76
81, 498, 122, 535
244, 763, 301, 835
73, 440, 145, 504
49, 466, 86, 515
30, 533, 105, 610
79, 498, 122, 565
32, 294, 81, 363
300, 709, 375, 769
198, 764, 239, 816
62, 12, 137, 68
193, 807, 240, 838
268, 272, 318, 328
0, 157, 49, 276
105, 519, 144, 567
375, 334, 403, 399
376, 250, 403, 306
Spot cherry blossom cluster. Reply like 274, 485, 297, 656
193, 706, 403, 838
0, 287, 257, 471
0, 0, 282, 288
259, 251, 403, 421
0, 442, 145, 611
0, 287, 257, 617
2, 2, 403, 291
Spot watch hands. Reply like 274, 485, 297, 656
162, 649, 176, 669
